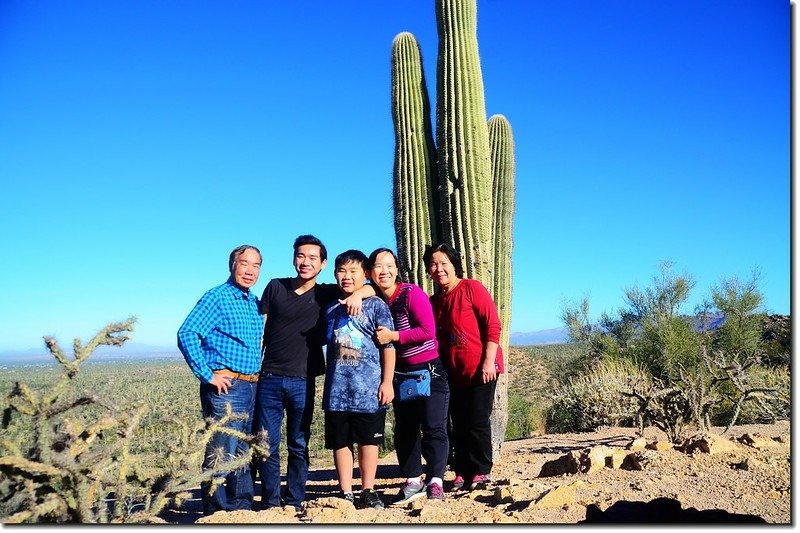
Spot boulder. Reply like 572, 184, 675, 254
581, 445, 611, 474
606, 450, 628, 469
538, 450, 581, 477
678, 433, 739, 455
626, 437, 647, 451
622, 450, 660, 471
737, 433, 781, 449
646, 440, 674, 452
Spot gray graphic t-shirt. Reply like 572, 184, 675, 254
322, 296, 395, 413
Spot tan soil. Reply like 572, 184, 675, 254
163, 420, 790, 524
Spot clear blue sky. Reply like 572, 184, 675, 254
0, 1, 790, 352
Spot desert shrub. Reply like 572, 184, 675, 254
0, 320, 267, 524
505, 390, 546, 440
558, 267, 788, 441
711, 364, 790, 425
546, 359, 649, 433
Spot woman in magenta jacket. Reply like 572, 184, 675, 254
423, 242, 505, 492
367, 248, 450, 504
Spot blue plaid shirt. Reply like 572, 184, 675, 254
177, 278, 263, 383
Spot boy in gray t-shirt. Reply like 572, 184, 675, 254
322, 249, 396, 509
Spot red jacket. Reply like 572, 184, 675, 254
430, 278, 505, 389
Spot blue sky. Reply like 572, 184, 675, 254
0, 1, 790, 352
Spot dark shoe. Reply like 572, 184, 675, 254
341, 491, 355, 504
391, 479, 426, 506
360, 488, 384, 509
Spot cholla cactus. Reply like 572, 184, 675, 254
0, 319, 268, 523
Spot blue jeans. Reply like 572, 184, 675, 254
199, 378, 257, 515
253, 373, 315, 508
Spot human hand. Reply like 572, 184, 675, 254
480, 359, 497, 384
375, 326, 397, 345
210, 374, 232, 394
378, 381, 395, 406
340, 293, 363, 315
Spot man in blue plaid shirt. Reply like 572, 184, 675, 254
178, 244, 264, 515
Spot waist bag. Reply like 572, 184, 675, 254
394, 368, 431, 402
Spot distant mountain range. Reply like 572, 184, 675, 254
0, 327, 571, 363
0, 342, 182, 364
510, 327, 569, 346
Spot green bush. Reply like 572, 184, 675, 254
546, 359, 649, 433
712, 364, 790, 425
505, 390, 546, 440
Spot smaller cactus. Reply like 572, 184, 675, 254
488, 114, 516, 350
0, 318, 269, 523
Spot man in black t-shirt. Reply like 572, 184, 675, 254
253, 235, 373, 510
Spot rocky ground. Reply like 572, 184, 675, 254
159, 420, 791, 525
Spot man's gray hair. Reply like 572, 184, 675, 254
229, 245, 262, 272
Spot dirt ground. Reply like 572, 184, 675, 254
160, 420, 791, 525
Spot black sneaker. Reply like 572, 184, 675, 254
341, 491, 355, 504
360, 488, 384, 509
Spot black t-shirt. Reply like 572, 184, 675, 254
260, 278, 341, 377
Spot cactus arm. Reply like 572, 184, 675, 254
391, 32, 440, 293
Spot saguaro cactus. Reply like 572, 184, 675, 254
390, 0, 516, 460
488, 114, 515, 457
391, 32, 441, 294
435, 0, 495, 287
489, 114, 516, 351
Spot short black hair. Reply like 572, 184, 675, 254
293, 234, 328, 261
422, 242, 464, 278
334, 249, 368, 270
229, 245, 262, 272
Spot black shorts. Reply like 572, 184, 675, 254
324, 409, 387, 449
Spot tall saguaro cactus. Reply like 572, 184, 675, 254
435, 0, 495, 287
391, 32, 440, 294
488, 114, 515, 455
489, 114, 516, 351
390, 0, 517, 460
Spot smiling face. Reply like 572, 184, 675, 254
369, 251, 399, 296
428, 250, 460, 291
294, 244, 326, 282
231, 247, 262, 290
335, 260, 367, 295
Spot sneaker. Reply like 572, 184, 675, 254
450, 475, 465, 492
392, 479, 427, 506
469, 474, 491, 491
426, 482, 445, 500
341, 491, 355, 504
360, 488, 384, 509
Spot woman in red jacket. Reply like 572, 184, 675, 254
423, 242, 505, 492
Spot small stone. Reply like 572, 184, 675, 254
627, 437, 647, 451
607, 450, 627, 469
535, 482, 577, 509
494, 487, 514, 503
646, 440, 674, 452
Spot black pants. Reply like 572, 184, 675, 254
449, 379, 496, 479
393, 358, 450, 481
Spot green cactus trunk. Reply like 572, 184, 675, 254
488, 114, 515, 459
391, 32, 440, 294
389, 0, 516, 461
435, 0, 494, 287
489, 114, 515, 351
